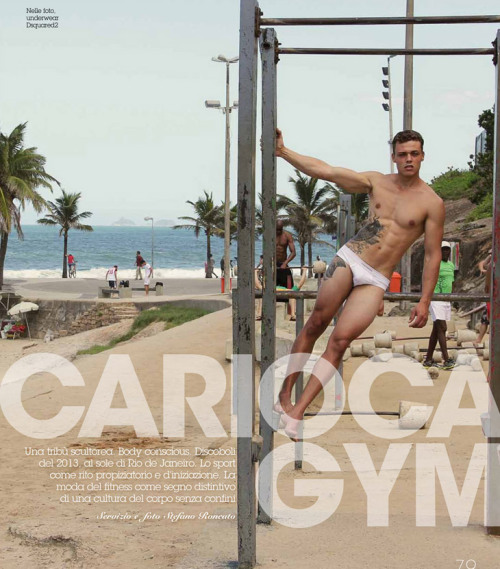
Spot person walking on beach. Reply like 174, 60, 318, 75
276, 220, 296, 288
274, 128, 445, 440
207, 254, 218, 278
135, 251, 144, 280
106, 265, 118, 289
423, 241, 455, 370
67, 253, 76, 278
142, 260, 153, 296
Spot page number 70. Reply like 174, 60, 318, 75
456, 561, 476, 569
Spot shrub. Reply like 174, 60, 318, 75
430, 168, 479, 200
466, 193, 493, 222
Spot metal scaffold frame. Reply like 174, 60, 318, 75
235, 1, 500, 566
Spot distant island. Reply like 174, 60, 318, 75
112, 217, 136, 226
155, 219, 176, 227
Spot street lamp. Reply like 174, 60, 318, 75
382, 56, 396, 174
205, 54, 239, 292
144, 216, 154, 269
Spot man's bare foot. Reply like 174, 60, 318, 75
280, 413, 302, 442
278, 393, 294, 415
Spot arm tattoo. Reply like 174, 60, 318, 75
324, 256, 347, 280
349, 216, 385, 255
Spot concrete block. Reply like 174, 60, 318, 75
119, 287, 133, 299
399, 400, 430, 430
225, 339, 233, 362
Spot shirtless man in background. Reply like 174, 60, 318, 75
274, 128, 445, 440
276, 219, 296, 288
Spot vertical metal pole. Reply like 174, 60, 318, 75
403, 0, 414, 130
294, 297, 304, 470
400, 0, 414, 311
388, 56, 395, 174
223, 62, 232, 293
486, 30, 500, 536
334, 194, 352, 410
151, 219, 154, 269
236, 1, 259, 566
258, 26, 277, 525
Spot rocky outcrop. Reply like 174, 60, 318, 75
410, 198, 491, 294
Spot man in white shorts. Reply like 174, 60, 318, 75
423, 241, 455, 369
273, 128, 445, 440
141, 261, 153, 296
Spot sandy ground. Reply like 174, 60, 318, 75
0, 301, 498, 569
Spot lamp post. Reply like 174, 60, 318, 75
382, 56, 396, 174
205, 54, 239, 292
401, 0, 415, 311
144, 216, 154, 269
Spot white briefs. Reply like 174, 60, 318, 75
335, 245, 390, 291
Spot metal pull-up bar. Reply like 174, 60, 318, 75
260, 15, 500, 27
236, 2, 500, 566
261, 291, 491, 302
278, 47, 495, 56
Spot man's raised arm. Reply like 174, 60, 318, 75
275, 128, 374, 194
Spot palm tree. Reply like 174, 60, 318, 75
37, 190, 93, 278
278, 170, 338, 274
0, 122, 59, 289
174, 191, 224, 277
348, 192, 370, 228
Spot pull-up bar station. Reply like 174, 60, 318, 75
234, 1, 500, 567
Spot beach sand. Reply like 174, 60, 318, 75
0, 299, 498, 568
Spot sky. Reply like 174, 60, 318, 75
0, 0, 498, 225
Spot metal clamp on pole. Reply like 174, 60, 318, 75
251, 435, 264, 462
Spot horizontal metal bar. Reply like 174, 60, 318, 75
385, 293, 490, 302
304, 411, 399, 417
260, 15, 500, 27
257, 291, 490, 302
278, 47, 495, 56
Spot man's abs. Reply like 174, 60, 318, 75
346, 217, 423, 278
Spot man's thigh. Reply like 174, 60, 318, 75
328, 284, 386, 343
309, 262, 354, 325
435, 319, 447, 332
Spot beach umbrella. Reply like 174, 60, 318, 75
8, 301, 39, 316
7, 302, 39, 339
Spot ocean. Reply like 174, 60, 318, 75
4, 225, 337, 279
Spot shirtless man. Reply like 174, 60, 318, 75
276, 220, 296, 288
274, 128, 445, 440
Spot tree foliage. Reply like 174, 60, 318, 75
37, 189, 93, 278
174, 190, 225, 276
278, 170, 338, 270
0, 122, 59, 288
468, 106, 494, 206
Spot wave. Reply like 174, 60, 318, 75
4, 267, 207, 280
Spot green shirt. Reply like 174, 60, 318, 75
434, 260, 455, 294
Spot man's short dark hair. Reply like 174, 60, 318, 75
392, 130, 424, 153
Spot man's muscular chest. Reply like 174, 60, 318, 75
369, 185, 428, 231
